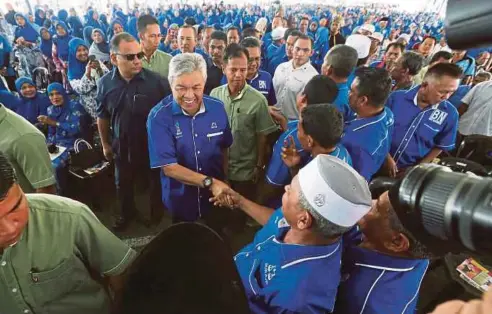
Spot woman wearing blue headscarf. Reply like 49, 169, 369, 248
34, 9, 46, 27
58, 9, 68, 24
52, 22, 73, 90
107, 20, 125, 40
0, 33, 16, 91
157, 15, 168, 37
127, 16, 139, 41
38, 27, 58, 81
83, 26, 94, 46
311, 26, 329, 71
13, 14, 45, 77
48, 16, 59, 35
37, 82, 89, 194
14, 77, 50, 125
88, 28, 110, 65
99, 14, 109, 34
85, 10, 102, 29
67, 8, 84, 39
68, 38, 108, 120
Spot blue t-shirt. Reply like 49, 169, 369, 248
386, 86, 459, 168
147, 95, 233, 221
341, 107, 394, 181
235, 209, 342, 314
447, 85, 471, 109
221, 70, 277, 106
335, 245, 429, 314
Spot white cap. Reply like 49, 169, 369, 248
346, 34, 372, 59
397, 33, 411, 43
369, 32, 384, 43
271, 27, 286, 41
358, 23, 375, 35
298, 155, 371, 227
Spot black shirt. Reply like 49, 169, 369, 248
329, 33, 346, 48
205, 58, 224, 95
96, 67, 171, 167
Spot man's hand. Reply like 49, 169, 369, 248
209, 187, 241, 208
386, 155, 398, 178
268, 106, 288, 131
281, 136, 301, 168
37, 115, 57, 126
102, 143, 114, 161
431, 289, 492, 314
209, 179, 234, 207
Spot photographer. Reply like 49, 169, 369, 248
68, 38, 108, 120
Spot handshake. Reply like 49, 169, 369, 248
208, 179, 242, 209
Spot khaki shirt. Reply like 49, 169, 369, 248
0, 105, 56, 193
211, 84, 277, 181
0, 194, 137, 314
141, 49, 172, 78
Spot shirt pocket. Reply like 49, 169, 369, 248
234, 113, 255, 154
29, 256, 88, 309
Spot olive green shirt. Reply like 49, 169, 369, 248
141, 49, 172, 78
0, 194, 137, 314
211, 84, 277, 181
0, 105, 56, 193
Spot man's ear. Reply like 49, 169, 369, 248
298, 210, 313, 230
385, 232, 410, 253
110, 53, 118, 66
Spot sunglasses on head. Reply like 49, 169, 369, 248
116, 51, 145, 61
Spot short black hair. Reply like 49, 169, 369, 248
301, 104, 343, 149
386, 42, 406, 54
293, 33, 313, 48
241, 37, 261, 48
354, 67, 392, 108
424, 62, 463, 80
227, 26, 240, 35
0, 151, 17, 201
137, 14, 158, 34
179, 24, 197, 38
286, 29, 302, 41
210, 30, 227, 43
400, 51, 424, 76
184, 17, 196, 26
300, 17, 309, 22
303, 75, 339, 105
430, 51, 453, 64
422, 36, 437, 46
110, 32, 137, 53
223, 43, 249, 64
324, 45, 358, 78
241, 27, 259, 39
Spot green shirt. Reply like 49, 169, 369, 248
0, 105, 56, 193
0, 194, 137, 314
141, 50, 172, 78
211, 84, 277, 181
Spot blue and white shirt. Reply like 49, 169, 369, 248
341, 107, 394, 181
335, 245, 429, 314
386, 86, 459, 168
235, 209, 342, 314
147, 95, 233, 221
221, 70, 277, 106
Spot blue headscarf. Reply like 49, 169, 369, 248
14, 14, 39, 42
312, 27, 330, 68
127, 17, 139, 40
83, 26, 94, 46
99, 14, 109, 34
92, 28, 109, 54
157, 15, 168, 36
14, 77, 50, 124
85, 10, 102, 29
47, 82, 70, 119
39, 27, 53, 58
114, 11, 128, 24
58, 10, 68, 23
48, 16, 59, 35
67, 38, 88, 80
67, 13, 84, 39
34, 9, 46, 27
53, 22, 72, 62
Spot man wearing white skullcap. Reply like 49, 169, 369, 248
212, 155, 372, 313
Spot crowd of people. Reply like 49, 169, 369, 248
1, 1, 492, 313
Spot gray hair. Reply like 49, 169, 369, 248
110, 32, 137, 53
400, 51, 424, 76
298, 190, 351, 238
168, 53, 208, 86
323, 45, 359, 78
475, 70, 492, 81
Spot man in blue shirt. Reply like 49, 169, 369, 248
321, 44, 359, 120
335, 190, 430, 314
171, 25, 208, 59
341, 67, 394, 181
212, 154, 372, 314
452, 50, 476, 85
448, 71, 491, 108
384, 63, 461, 176
264, 75, 339, 206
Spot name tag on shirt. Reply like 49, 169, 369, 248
206, 131, 223, 138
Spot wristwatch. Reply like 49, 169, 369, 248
203, 176, 213, 189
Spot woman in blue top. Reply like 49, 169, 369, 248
99, 14, 109, 35
34, 9, 46, 27
85, 10, 102, 30
13, 14, 45, 77
14, 77, 50, 126
37, 82, 89, 194
0, 33, 16, 91
67, 8, 84, 39
107, 20, 124, 40
83, 26, 94, 46
311, 27, 329, 72
39, 27, 58, 80
52, 22, 73, 90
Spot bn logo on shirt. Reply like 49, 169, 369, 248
259, 80, 267, 90
429, 109, 448, 125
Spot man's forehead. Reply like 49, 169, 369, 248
294, 38, 311, 48
118, 41, 140, 53
210, 39, 225, 46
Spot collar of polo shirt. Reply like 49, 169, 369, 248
229, 83, 248, 101
413, 88, 440, 110
181, 101, 206, 116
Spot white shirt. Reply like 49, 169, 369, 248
459, 81, 492, 136
273, 60, 318, 120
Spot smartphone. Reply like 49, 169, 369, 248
88, 55, 96, 62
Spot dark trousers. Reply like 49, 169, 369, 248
114, 157, 162, 219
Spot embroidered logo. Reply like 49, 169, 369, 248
258, 80, 267, 90
277, 217, 290, 228
264, 263, 277, 284
175, 122, 183, 138
314, 194, 325, 207
211, 122, 217, 129
429, 109, 448, 125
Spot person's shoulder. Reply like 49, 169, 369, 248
203, 94, 225, 108
440, 100, 459, 118
2, 108, 43, 138
156, 49, 172, 60
258, 70, 272, 80
210, 84, 226, 96
149, 95, 174, 119
26, 194, 94, 221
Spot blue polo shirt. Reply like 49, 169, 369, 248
335, 245, 429, 314
333, 81, 354, 122
448, 85, 471, 108
266, 120, 352, 187
235, 209, 342, 314
221, 70, 277, 106
386, 86, 459, 168
341, 107, 394, 181
147, 95, 233, 221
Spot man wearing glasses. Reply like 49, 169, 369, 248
138, 14, 172, 78
273, 34, 318, 120
96, 32, 171, 231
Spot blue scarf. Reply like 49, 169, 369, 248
127, 17, 139, 40
58, 10, 68, 23
14, 14, 39, 42
47, 83, 70, 120
53, 22, 72, 62
39, 27, 53, 58
83, 26, 94, 46
34, 9, 45, 27
92, 29, 109, 54
14, 77, 50, 124
67, 38, 88, 80
67, 15, 84, 39
99, 14, 109, 34
85, 10, 102, 29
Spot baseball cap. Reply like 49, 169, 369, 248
369, 32, 384, 43
298, 155, 371, 227
398, 33, 411, 43
345, 34, 372, 59
272, 27, 286, 41
358, 23, 375, 35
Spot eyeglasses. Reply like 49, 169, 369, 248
116, 52, 145, 61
